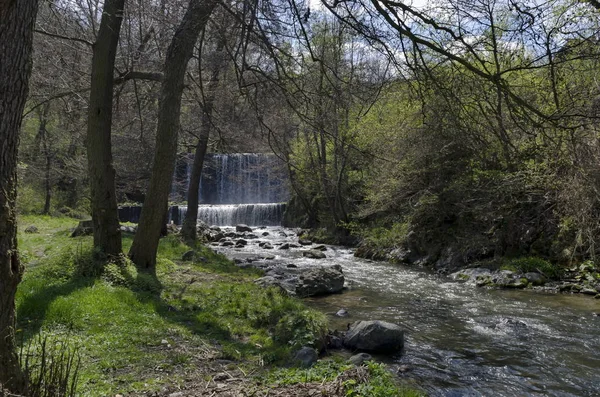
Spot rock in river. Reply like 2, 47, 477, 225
255, 264, 344, 297
235, 224, 253, 233
303, 250, 326, 259
343, 320, 404, 353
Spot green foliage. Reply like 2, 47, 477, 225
361, 222, 410, 250
176, 282, 327, 361
262, 360, 353, 385
16, 183, 47, 215
262, 360, 424, 397
101, 259, 162, 294
344, 362, 424, 397
502, 257, 562, 279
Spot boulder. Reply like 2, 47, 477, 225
236, 224, 253, 233
295, 265, 344, 297
343, 320, 404, 353
236, 239, 248, 246
71, 220, 93, 237
182, 250, 196, 261
302, 250, 326, 259
524, 272, 546, 286
279, 243, 291, 250
211, 232, 225, 242
262, 232, 270, 236
255, 264, 344, 297
263, 243, 274, 249
120, 225, 137, 233
335, 309, 349, 317
348, 353, 372, 366
299, 238, 312, 246
313, 244, 327, 251
450, 268, 492, 282
494, 273, 528, 289
293, 347, 318, 368
24, 225, 39, 234
196, 220, 210, 232
326, 334, 344, 349
166, 223, 179, 234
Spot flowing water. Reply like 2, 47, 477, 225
163, 153, 600, 395
210, 226, 600, 397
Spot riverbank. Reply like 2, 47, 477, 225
355, 240, 600, 298
15, 216, 421, 396
298, 226, 600, 299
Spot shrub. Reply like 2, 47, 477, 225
503, 257, 562, 279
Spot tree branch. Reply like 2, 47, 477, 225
34, 28, 93, 47
113, 70, 163, 84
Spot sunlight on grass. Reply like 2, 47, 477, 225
15, 215, 335, 396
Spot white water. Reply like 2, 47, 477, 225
212, 226, 600, 397
173, 203, 286, 226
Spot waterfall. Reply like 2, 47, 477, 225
115, 154, 292, 227
162, 153, 289, 226
198, 153, 289, 205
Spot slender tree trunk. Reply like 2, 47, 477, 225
39, 104, 52, 215
42, 133, 52, 215
180, 126, 211, 242
130, 0, 218, 272
0, 0, 39, 392
181, 36, 226, 242
86, 0, 125, 258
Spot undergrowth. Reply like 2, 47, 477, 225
501, 257, 563, 279
262, 360, 424, 397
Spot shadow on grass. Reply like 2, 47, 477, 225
17, 248, 111, 342
18, 233, 302, 366
130, 245, 291, 363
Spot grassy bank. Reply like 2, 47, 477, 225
15, 215, 423, 396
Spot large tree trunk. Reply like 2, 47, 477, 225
86, 0, 125, 258
0, 0, 39, 392
129, 0, 218, 272
181, 36, 226, 242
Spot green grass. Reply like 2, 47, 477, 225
500, 257, 563, 279
15, 215, 423, 396
262, 360, 424, 397
15, 215, 328, 396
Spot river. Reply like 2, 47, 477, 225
211, 226, 600, 397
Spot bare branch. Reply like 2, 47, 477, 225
34, 28, 93, 47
